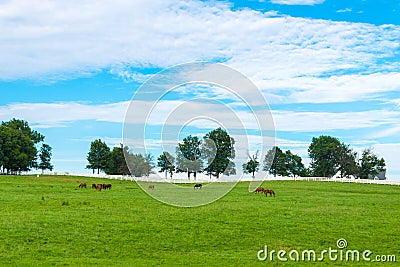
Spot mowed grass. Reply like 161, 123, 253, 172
0, 175, 399, 266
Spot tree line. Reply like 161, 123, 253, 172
0, 119, 53, 174
88, 131, 386, 180
86, 128, 235, 179
260, 135, 385, 179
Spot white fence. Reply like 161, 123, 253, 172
44, 172, 400, 186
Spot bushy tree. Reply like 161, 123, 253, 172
157, 151, 175, 178
38, 144, 53, 173
105, 145, 130, 175
284, 150, 306, 177
202, 128, 235, 179
176, 135, 203, 180
308, 135, 342, 177
263, 147, 306, 177
126, 153, 154, 177
0, 119, 47, 174
335, 143, 358, 178
358, 148, 386, 179
86, 139, 110, 174
243, 151, 259, 178
263, 146, 286, 177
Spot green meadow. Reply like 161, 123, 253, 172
0, 175, 399, 266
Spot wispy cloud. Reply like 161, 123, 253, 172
0, 101, 130, 128
270, 0, 325, 5
336, 8, 352, 13
259, 72, 400, 104
1, 101, 399, 138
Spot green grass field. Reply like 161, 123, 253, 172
0, 175, 399, 266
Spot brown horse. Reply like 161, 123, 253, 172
78, 183, 87, 188
148, 184, 154, 190
264, 189, 275, 197
92, 183, 97, 189
254, 187, 264, 194
97, 184, 102, 191
104, 184, 112, 190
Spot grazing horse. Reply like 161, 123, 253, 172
96, 184, 102, 191
254, 187, 265, 194
148, 184, 154, 190
78, 183, 87, 188
194, 183, 202, 189
104, 184, 112, 190
92, 183, 97, 189
264, 189, 275, 197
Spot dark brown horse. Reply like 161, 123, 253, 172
254, 187, 264, 194
104, 184, 112, 190
78, 183, 87, 188
194, 183, 202, 189
92, 183, 97, 189
148, 184, 154, 190
264, 189, 275, 197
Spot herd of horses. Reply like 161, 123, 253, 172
254, 187, 276, 197
78, 183, 112, 191
78, 182, 275, 197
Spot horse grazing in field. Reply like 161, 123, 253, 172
104, 184, 112, 190
194, 183, 202, 189
97, 184, 102, 192
254, 187, 265, 194
92, 183, 97, 189
78, 183, 87, 188
264, 189, 275, 197
148, 184, 154, 190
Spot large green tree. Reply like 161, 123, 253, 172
202, 128, 235, 179
358, 148, 386, 179
157, 151, 175, 179
38, 144, 53, 173
86, 139, 110, 174
126, 153, 154, 177
0, 119, 46, 174
284, 150, 306, 177
263, 147, 306, 177
308, 135, 342, 177
263, 146, 286, 177
335, 143, 358, 178
176, 135, 203, 180
105, 145, 130, 175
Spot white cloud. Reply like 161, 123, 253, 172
259, 72, 400, 104
273, 109, 399, 132
270, 0, 325, 5
336, 8, 352, 13
1, 101, 399, 136
0, 101, 130, 127
0, 0, 399, 93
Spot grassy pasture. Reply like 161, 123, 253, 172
0, 175, 399, 266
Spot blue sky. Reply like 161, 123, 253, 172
0, 0, 399, 180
